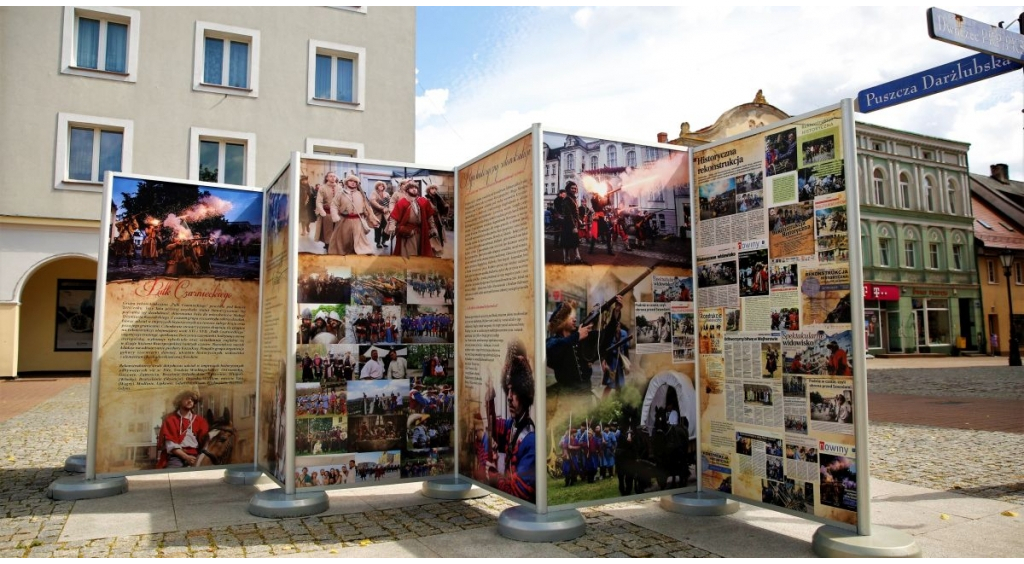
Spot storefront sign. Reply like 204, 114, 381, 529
864, 283, 900, 301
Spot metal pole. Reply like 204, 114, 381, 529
1004, 261, 1022, 366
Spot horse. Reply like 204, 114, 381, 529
194, 407, 237, 467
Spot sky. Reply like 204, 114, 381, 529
415, 6, 1024, 179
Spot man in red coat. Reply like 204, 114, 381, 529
157, 390, 209, 468
826, 341, 852, 376
388, 180, 435, 258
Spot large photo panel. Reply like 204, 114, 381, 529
291, 156, 457, 489
542, 130, 695, 509
694, 106, 862, 528
96, 174, 263, 475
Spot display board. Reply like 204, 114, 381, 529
266, 155, 457, 490
456, 130, 539, 505
455, 126, 697, 511
94, 174, 263, 475
257, 166, 292, 484
541, 129, 694, 510
694, 104, 864, 529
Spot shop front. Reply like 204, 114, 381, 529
863, 283, 981, 355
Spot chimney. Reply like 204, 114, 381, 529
657, 132, 668, 144
991, 164, 1010, 184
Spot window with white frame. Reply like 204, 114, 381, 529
304, 138, 364, 158
947, 179, 958, 214
904, 240, 916, 268
189, 127, 255, 186
61, 7, 140, 82
899, 172, 911, 209
566, 153, 575, 172
607, 146, 617, 167
987, 260, 996, 283
952, 244, 963, 270
1017, 262, 1023, 285
645, 147, 659, 162
872, 169, 885, 206
54, 113, 133, 190
590, 156, 598, 170
627, 150, 636, 168
928, 243, 940, 269
193, 22, 260, 97
879, 237, 892, 267
308, 39, 365, 110
924, 176, 935, 212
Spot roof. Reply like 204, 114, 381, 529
970, 177, 1024, 251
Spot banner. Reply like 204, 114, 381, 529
694, 106, 862, 527
95, 174, 263, 474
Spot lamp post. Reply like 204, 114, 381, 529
999, 251, 1022, 366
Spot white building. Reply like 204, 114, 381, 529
0, 7, 415, 377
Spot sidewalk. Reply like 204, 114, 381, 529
1, 369, 1021, 558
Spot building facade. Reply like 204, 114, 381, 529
970, 164, 1024, 357
661, 92, 982, 355
0, 7, 415, 376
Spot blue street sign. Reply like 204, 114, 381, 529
928, 7, 1024, 64
856, 52, 1021, 113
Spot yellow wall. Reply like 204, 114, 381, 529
0, 303, 19, 377
17, 257, 97, 373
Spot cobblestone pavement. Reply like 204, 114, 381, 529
1, 370, 1020, 557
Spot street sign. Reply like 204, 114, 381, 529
928, 7, 1024, 64
856, 52, 1021, 113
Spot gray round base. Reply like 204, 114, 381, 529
659, 492, 740, 516
223, 468, 264, 486
63, 454, 86, 473
47, 476, 128, 501
420, 477, 488, 500
248, 488, 329, 518
497, 506, 586, 543
812, 524, 922, 558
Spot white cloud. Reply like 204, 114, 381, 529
417, 6, 1023, 178
415, 88, 450, 124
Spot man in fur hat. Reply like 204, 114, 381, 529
484, 339, 536, 502
387, 180, 436, 258
328, 173, 378, 255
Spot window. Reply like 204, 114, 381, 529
308, 39, 365, 110
590, 156, 598, 170
61, 7, 140, 82
189, 127, 255, 186
879, 238, 891, 267
988, 260, 996, 284
566, 153, 575, 172
928, 243, 939, 269
947, 179, 958, 214
872, 141, 885, 152
54, 113, 133, 190
872, 169, 885, 206
904, 241, 916, 268
193, 22, 260, 97
645, 147, 659, 162
924, 176, 935, 212
607, 146, 617, 168
952, 244, 963, 270
304, 138, 364, 158
913, 298, 950, 345
627, 150, 637, 168
1017, 262, 1023, 285
922, 150, 933, 160
899, 172, 911, 209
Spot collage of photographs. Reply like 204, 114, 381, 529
291, 157, 457, 488
694, 108, 860, 526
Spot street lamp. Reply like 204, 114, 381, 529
999, 251, 1022, 366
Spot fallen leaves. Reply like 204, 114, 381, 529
939, 513, 950, 520
1001, 510, 1018, 518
